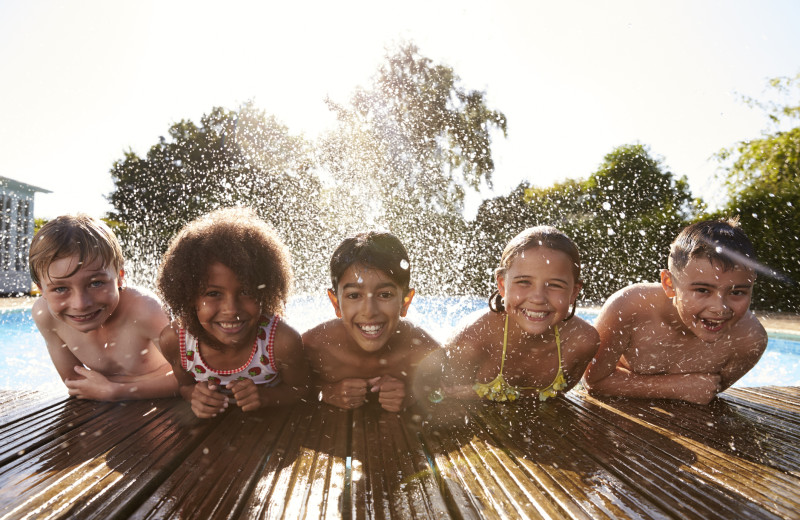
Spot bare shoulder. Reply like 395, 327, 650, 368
301, 318, 345, 352
598, 283, 664, 323
31, 297, 53, 327
562, 316, 600, 354
274, 317, 303, 347
733, 311, 769, 352
398, 319, 440, 351
119, 285, 164, 314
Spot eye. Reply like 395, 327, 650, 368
378, 291, 395, 299
694, 288, 710, 294
89, 280, 105, 288
344, 291, 361, 300
51, 286, 68, 294
205, 290, 221, 297
546, 281, 566, 290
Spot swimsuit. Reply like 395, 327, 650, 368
179, 314, 281, 388
473, 314, 567, 402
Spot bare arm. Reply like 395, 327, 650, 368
719, 317, 768, 391
441, 318, 491, 400
583, 290, 720, 405
232, 320, 311, 410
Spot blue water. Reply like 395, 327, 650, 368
2, 297, 798, 392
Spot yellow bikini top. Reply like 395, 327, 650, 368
473, 314, 567, 402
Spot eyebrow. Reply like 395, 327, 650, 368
689, 282, 753, 289
341, 281, 399, 291
513, 274, 569, 284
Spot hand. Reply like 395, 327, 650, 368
368, 375, 406, 412
321, 378, 368, 410
64, 366, 116, 401
681, 373, 722, 405
188, 382, 230, 418
228, 379, 262, 412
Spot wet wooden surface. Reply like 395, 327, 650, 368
1, 386, 798, 519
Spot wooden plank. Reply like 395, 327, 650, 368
0, 390, 67, 427
572, 392, 800, 519
128, 402, 297, 519
349, 403, 451, 520
0, 397, 211, 520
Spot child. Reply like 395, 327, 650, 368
29, 214, 177, 401
442, 226, 599, 402
302, 231, 440, 413
157, 208, 310, 418
584, 218, 768, 405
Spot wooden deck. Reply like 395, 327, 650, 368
1, 386, 799, 519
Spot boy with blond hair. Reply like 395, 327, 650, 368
584, 218, 768, 404
30, 215, 178, 400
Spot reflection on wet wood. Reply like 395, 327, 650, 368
0, 387, 798, 519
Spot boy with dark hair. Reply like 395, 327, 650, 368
584, 218, 768, 404
30, 215, 178, 400
302, 231, 439, 412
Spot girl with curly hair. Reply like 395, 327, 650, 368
157, 207, 309, 418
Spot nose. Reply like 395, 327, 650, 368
709, 293, 729, 314
69, 288, 92, 310
527, 284, 546, 303
360, 293, 379, 316
221, 294, 240, 315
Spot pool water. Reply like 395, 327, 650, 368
2, 297, 798, 392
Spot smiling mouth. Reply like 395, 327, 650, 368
217, 321, 246, 333
699, 317, 728, 332
357, 323, 385, 338
66, 309, 103, 322
521, 309, 549, 320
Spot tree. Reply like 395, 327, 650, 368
317, 43, 507, 294
108, 103, 325, 289
579, 143, 698, 301
714, 73, 800, 311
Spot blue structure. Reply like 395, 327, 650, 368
0, 175, 50, 294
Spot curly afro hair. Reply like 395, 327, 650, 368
157, 207, 292, 340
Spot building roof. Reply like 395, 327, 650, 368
0, 175, 51, 195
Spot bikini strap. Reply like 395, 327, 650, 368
500, 313, 509, 375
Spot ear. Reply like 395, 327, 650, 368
118, 268, 126, 288
570, 281, 582, 303
496, 272, 507, 299
400, 288, 415, 317
660, 269, 676, 298
327, 288, 342, 318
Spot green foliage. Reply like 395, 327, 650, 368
108, 103, 325, 289
714, 73, 800, 311
318, 43, 507, 294
465, 144, 697, 302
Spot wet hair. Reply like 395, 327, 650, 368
489, 226, 581, 319
29, 214, 124, 287
668, 217, 756, 272
157, 207, 292, 340
330, 231, 411, 293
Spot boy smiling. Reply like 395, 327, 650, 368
584, 218, 768, 404
29, 215, 177, 401
302, 232, 439, 412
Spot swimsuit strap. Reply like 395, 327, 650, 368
499, 313, 509, 376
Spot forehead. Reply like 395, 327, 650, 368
338, 263, 399, 288
46, 255, 112, 281
205, 262, 240, 283
676, 256, 755, 284
507, 247, 574, 273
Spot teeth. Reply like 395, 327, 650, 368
522, 309, 548, 319
359, 324, 383, 334
218, 322, 242, 330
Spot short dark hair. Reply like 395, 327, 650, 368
29, 214, 124, 286
157, 207, 292, 340
330, 231, 411, 293
669, 217, 756, 272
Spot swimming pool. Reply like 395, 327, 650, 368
2, 297, 798, 392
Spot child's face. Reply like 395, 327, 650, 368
327, 263, 413, 353
497, 246, 580, 336
661, 257, 754, 343
194, 262, 261, 349
39, 255, 123, 333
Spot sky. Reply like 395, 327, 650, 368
1, 0, 799, 220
